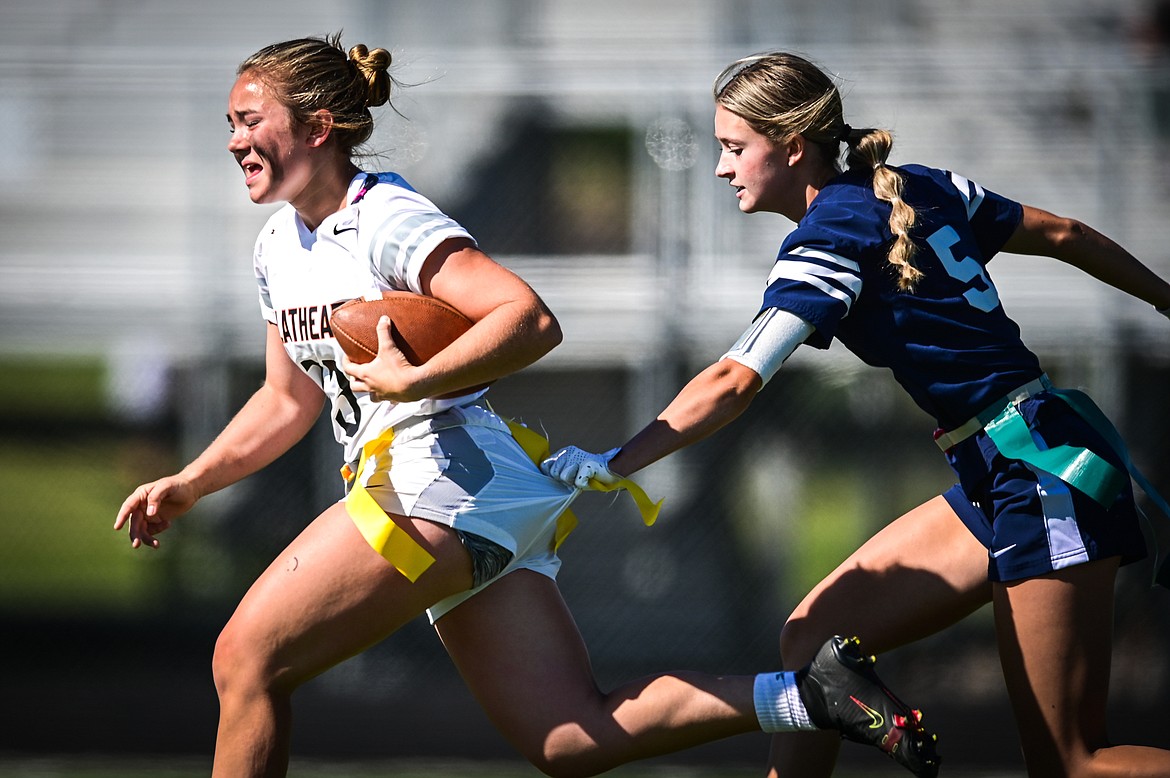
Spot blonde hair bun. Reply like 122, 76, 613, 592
348, 44, 393, 108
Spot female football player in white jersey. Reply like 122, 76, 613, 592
114, 37, 940, 778
543, 51, 1170, 776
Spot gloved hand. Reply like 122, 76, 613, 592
541, 446, 622, 490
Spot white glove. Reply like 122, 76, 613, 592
541, 446, 622, 490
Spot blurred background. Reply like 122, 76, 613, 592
2, 0, 1170, 775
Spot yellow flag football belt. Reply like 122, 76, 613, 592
341, 417, 662, 583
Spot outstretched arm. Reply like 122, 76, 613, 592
1003, 205, 1170, 312
608, 358, 762, 477
543, 309, 816, 488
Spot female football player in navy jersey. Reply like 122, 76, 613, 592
114, 37, 939, 778
544, 51, 1170, 776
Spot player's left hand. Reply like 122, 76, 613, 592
114, 475, 199, 549
541, 446, 622, 490
343, 316, 421, 402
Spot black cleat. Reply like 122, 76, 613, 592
798, 635, 941, 778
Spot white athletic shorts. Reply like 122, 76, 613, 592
356, 402, 578, 622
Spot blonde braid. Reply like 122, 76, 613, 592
845, 129, 923, 291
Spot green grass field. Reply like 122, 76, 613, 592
0, 759, 758, 778
0, 757, 1023, 777
0, 362, 1026, 778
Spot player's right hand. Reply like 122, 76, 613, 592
541, 446, 622, 490
114, 476, 199, 549
342, 315, 422, 403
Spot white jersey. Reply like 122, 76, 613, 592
253, 171, 487, 464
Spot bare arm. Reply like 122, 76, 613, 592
346, 237, 563, 401
1003, 205, 1170, 310
177, 323, 326, 496
609, 358, 762, 477
542, 310, 813, 489
114, 324, 325, 547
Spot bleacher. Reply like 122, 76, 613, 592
3, 0, 1167, 367
3, 3, 1169, 770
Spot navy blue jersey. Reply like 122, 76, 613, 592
759, 164, 1040, 429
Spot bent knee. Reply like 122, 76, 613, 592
212, 620, 285, 700
517, 726, 613, 778
778, 618, 835, 669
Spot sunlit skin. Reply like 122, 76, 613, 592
713, 104, 830, 223
118, 40, 878, 778
225, 73, 358, 232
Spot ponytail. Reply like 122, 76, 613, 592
841, 128, 923, 291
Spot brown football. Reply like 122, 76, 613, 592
330, 291, 491, 397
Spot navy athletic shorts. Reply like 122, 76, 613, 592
941, 391, 1147, 583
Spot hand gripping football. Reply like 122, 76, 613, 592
331, 291, 491, 396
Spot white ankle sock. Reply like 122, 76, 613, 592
753, 671, 815, 732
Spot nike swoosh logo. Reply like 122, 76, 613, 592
991, 543, 1017, 558
849, 695, 884, 729
333, 224, 357, 235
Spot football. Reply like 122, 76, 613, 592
330, 291, 491, 397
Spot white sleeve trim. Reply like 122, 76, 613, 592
768, 247, 862, 311
369, 211, 473, 294
948, 171, 986, 220
721, 308, 815, 386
